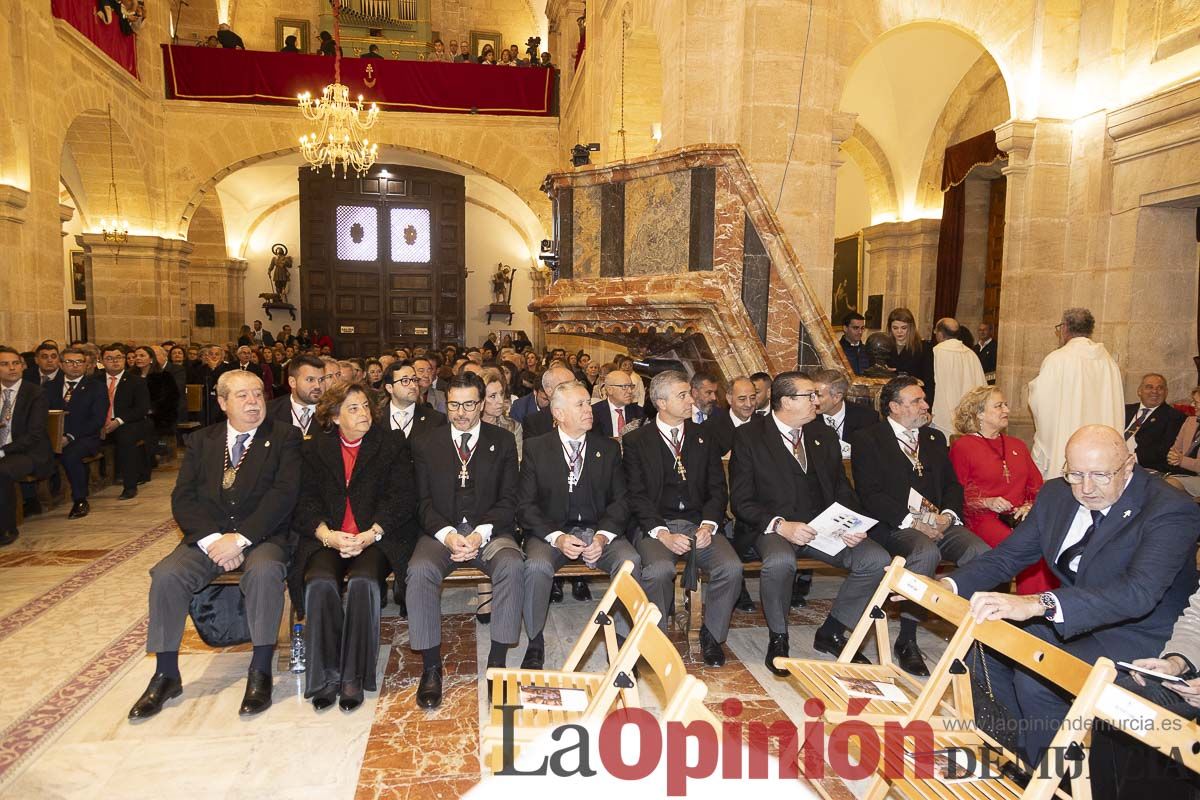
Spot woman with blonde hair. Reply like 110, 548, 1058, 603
947, 385, 1053, 593
887, 307, 935, 402
475, 366, 523, 623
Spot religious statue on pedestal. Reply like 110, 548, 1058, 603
491, 264, 513, 305
267, 244, 293, 304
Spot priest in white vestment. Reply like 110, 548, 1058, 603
1028, 307, 1125, 479
930, 318, 987, 433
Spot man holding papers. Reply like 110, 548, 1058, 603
730, 371, 890, 676
848, 375, 989, 676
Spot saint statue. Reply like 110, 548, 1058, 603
267, 244, 293, 304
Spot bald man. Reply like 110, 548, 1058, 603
707, 376, 758, 458
1125, 373, 1186, 473
592, 369, 645, 438
944, 425, 1200, 765
929, 317, 984, 434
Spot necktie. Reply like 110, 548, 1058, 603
458, 432, 472, 461
1188, 425, 1200, 459
790, 428, 807, 471
696, 410, 706, 424
1056, 510, 1103, 579
40, 374, 49, 385
670, 427, 681, 448
299, 406, 312, 431
569, 440, 583, 483
64, 380, 77, 404
0, 388, 13, 448
1125, 408, 1150, 440
615, 407, 625, 435
231, 432, 249, 467
106, 375, 117, 423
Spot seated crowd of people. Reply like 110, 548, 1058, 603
2, 309, 1199, 794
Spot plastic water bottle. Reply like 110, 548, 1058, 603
290, 623, 306, 673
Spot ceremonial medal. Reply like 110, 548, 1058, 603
675, 458, 688, 481
222, 467, 237, 490
458, 463, 471, 488
659, 428, 687, 482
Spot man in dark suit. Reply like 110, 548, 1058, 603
519, 381, 640, 669
382, 361, 446, 443
266, 354, 325, 438
848, 375, 989, 675
98, 343, 152, 500
689, 371, 722, 426
128, 370, 300, 720
974, 321, 997, 376
731, 371, 890, 674
706, 375, 758, 457
946, 425, 1200, 764
233, 346, 264, 379
1124, 373, 1186, 473
625, 370, 743, 667
839, 313, 870, 376
49, 347, 107, 519
812, 368, 879, 460
407, 372, 523, 709
0, 346, 53, 545
25, 341, 62, 387
591, 368, 644, 438
523, 364, 575, 439
189, 344, 234, 425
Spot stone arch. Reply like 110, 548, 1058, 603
60, 108, 155, 231
840, 123, 900, 221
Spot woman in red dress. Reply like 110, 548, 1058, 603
949, 385, 1055, 594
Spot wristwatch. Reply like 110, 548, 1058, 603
1039, 592, 1057, 620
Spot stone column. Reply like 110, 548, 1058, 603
861, 218, 941, 329
0, 185, 29, 343
78, 234, 193, 343
187, 257, 247, 344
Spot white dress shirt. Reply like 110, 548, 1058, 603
607, 400, 629, 436
434, 423, 493, 545
825, 403, 852, 458
764, 412, 811, 534
887, 416, 961, 530
290, 397, 316, 433
730, 411, 753, 429
547, 429, 614, 545
646, 417, 718, 540
388, 401, 414, 436
196, 424, 259, 554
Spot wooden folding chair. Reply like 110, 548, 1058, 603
636, 612, 721, 728
864, 623, 1113, 800
482, 603, 661, 772
774, 556, 978, 730
559, 560, 652, 673
1086, 672, 1200, 778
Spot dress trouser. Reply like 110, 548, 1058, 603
883, 524, 990, 620
108, 420, 149, 491
406, 535, 524, 651
146, 541, 287, 653
0, 454, 35, 532
637, 520, 743, 642
302, 546, 389, 697
60, 435, 102, 501
756, 531, 890, 633
523, 531, 641, 639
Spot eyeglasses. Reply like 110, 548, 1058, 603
1054, 323, 1064, 332
62, 359, 86, 366
390, 376, 418, 386
446, 400, 481, 412
1062, 461, 1128, 486
785, 391, 819, 403
607, 383, 634, 390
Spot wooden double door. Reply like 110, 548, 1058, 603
298, 164, 465, 358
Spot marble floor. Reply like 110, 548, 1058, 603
0, 465, 954, 799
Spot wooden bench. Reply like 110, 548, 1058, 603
175, 384, 203, 443
208, 569, 295, 671
15, 410, 66, 525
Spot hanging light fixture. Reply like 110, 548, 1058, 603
99, 104, 129, 244
298, 0, 380, 176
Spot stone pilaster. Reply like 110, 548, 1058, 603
0, 185, 30, 344
77, 234, 193, 343
186, 257, 247, 344
861, 218, 941, 328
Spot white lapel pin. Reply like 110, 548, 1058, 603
698, 437, 704, 444
595, 451, 601, 458
814, 440, 821, 446
489, 444, 495, 452
1123, 510, 1131, 519
264, 441, 270, 448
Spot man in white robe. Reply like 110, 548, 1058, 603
1028, 307, 1125, 479
930, 318, 987, 434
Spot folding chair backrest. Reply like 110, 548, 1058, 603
46, 410, 65, 454
637, 613, 691, 702
973, 619, 1093, 697
561, 560, 644, 673
662, 675, 719, 727
580, 604, 662, 718
186, 384, 203, 413
1087, 674, 1200, 776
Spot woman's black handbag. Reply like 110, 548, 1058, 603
188, 584, 252, 647
970, 642, 1020, 755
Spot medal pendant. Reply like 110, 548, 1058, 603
1002, 463, 1011, 482
913, 459, 924, 478
222, 467, 237, 490
459, 465, 470, 488
676, 459, 687, 482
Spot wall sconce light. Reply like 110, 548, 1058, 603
99, 218, 130, 244
651, 122, 662, 143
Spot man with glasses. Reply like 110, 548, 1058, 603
848, 375, 989, 675
267, 354, 326, 438
731, 372, 890, 673
50, 347, 108, 519
1028, 307, 1123, 479
943, 425, 1200, 767
381, 361, 445, 443
0, 345, 53, 545
411, 356, 446, 414
811, 368, 879, 460
591, 368, 644, 438
99, 343, 152, 500
406, 372, 523, 709
839, 313, 869, 375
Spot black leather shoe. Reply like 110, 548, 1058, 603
765, 632, 790, 677
571, 578, 592, 601
521, 640, 544, 670
735, 580, 756, 612
894, 639, 930, 677
118, 488, 138, 501
68, 500, 90, 519
417, 665, 443, 709
476, 587, 492, 625
550, 577, 564, 603
0, 529, 17, 547
699, 625, 726, 667
813, 629, 871, 664
311, 684, 337, 711
128, 673, 182, 720
238, 669, 273, 716
339, 681, 364, 712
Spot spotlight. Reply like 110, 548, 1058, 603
570, 143, 600, 167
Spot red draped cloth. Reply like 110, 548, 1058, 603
162, 45, 556, 116
949, 433, 1056, 594
52, 0, 139, 78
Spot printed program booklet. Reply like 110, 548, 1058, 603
518, 684, 589, 711
805, 503, 879, 556
833, 674, 909, 703
903, 747, 987, 784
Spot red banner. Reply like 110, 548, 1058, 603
52, 0, 139, 79
162, 45, 556, 116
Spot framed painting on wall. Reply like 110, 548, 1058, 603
70, 250, 87, 304
831, 233, 862, 327
275, 18, 310, 53
469, 30, 502, 61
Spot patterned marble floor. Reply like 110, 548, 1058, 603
0, 466, 953, 799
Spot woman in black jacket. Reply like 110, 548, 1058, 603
133, 346, 179, 459
290, 382, 416, 711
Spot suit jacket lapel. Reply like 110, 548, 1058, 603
1078, 472, 1145, 578
763, 417, 796, 474
207, 424, 227, 497
804, 424, 834, 496
231, 424, 270, 492
1046, 493, 1082, 568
